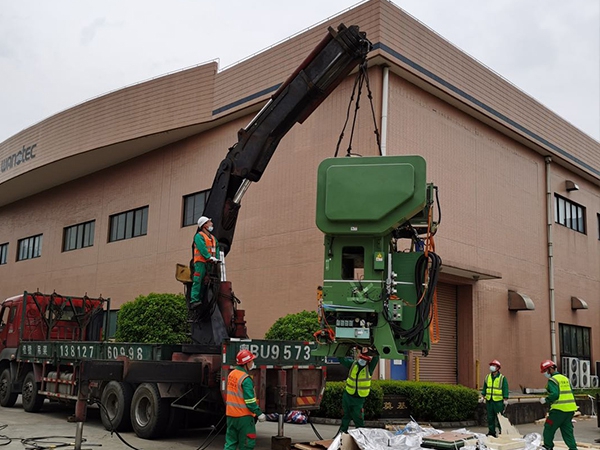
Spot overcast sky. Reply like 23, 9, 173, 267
1, 0, 598, 144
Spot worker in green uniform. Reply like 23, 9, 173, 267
191, 216, 220, 306
539, 359, 578, 450
224, 349, 266, 450
339, 348, 379, 433
480, 359, 509, 437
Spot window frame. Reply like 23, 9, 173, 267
63, 220, 95, 252
559, 323, 591, 360
17, 234, 43, 261
108, 206, 149, 243
554, 194, 586, 234
182, 190, 210, 227
0, 243, 7, 265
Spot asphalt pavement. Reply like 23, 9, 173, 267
0, 400, 598, 450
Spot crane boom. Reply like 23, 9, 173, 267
204, 24, 371, 255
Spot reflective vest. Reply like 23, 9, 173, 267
549, 374, 577, 412
345, 362, 372, 398
484, 373, 505, 401
193, 231, 216, 263
226, 369, 255, 417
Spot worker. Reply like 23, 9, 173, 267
224, 349, 266, 450
339, 348, 379, 433
190, 216, 219, 306
480, 359, 509, 437
539, 359, 578, 450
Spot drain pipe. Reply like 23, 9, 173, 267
545, 156, 557, 362
379, 66, 390, 381
380, 66, 390, 156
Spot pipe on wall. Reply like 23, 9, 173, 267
545, 156, 557, 362
379, 66, 391, 380
380, 66, 390, 156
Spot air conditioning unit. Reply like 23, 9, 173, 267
562, 357, 580, 388
591, 375, 599, 388
579, 360, 591, 388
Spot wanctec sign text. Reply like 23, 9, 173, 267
1, 144, 37, 173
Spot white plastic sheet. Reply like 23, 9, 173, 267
325, 421, 538, 450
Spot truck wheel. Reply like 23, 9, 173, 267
130, 383, 169, 439
100, 381, 134, 431
0, 369, 17, 407
22, 371, 44, 412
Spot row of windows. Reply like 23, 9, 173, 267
554, 194, 600, 239
0, 191, 211, 265
0, 206, 150, 264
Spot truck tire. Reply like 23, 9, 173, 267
100, 381, 134, 431
0, 369, 17, 407
130, 383, 169, 439
22, 371, 44, 412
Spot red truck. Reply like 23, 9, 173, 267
0, 291, 325, 438
0, 23, 371, 441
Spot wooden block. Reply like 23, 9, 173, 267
497, 414, 521, 436
485, 437, 526, 450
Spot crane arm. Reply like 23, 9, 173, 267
203, 24, 371, 255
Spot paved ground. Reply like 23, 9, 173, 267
0, 400, 598, 449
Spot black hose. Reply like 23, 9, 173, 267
90, 398, 142, 450
196, 415, 227, 450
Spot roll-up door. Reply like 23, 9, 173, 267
411, 283, 457, 384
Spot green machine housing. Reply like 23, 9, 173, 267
313, 156, 440, 360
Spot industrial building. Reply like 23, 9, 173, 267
0, 0, 598, 390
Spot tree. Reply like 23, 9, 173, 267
114, 293, 190, 344
264, 310, 319, 341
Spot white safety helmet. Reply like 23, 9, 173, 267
197, 216, 211, 228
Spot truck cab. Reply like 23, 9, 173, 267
0, 292, 104, 355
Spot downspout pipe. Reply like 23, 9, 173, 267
380, 66, 389, 156
379, 66, 390, 381
545, 156, 557, 362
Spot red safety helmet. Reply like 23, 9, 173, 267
489, 359, 501, 370
540, 359, 556, 373
236, 349, 256, 365
359, 353, 373, 362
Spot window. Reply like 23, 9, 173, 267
554, 194, 586, 233
597, 213, 600, 240
183, 190, 209, 227
559, 323, 591, 359
109, 206, 148, 242
341, 246, 364, 280
63, 220, 95, 252
17, 234, 43, 261
0, 243, 7, 265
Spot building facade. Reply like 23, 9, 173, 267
0, 0, 598, 390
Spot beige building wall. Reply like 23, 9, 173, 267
0, 0, 598, 390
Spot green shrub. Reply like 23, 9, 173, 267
315, 380, 478, 422
114, 292, 190, 344
264, 310, 319, 341
317, 381, 383, 420
404, 381, 478, 421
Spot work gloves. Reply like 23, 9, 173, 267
478, 397, 485, 403
258, 413, 267, 422
540, 397, 547, 404
209, 256, 219, 263
503, 400, 508, 407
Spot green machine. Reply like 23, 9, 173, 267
313, 155, 441, 360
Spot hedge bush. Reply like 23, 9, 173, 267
264, 310, 319, 341
317, 381, 384, 420
114, 292, 190, 344
315, 380, 478, 422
